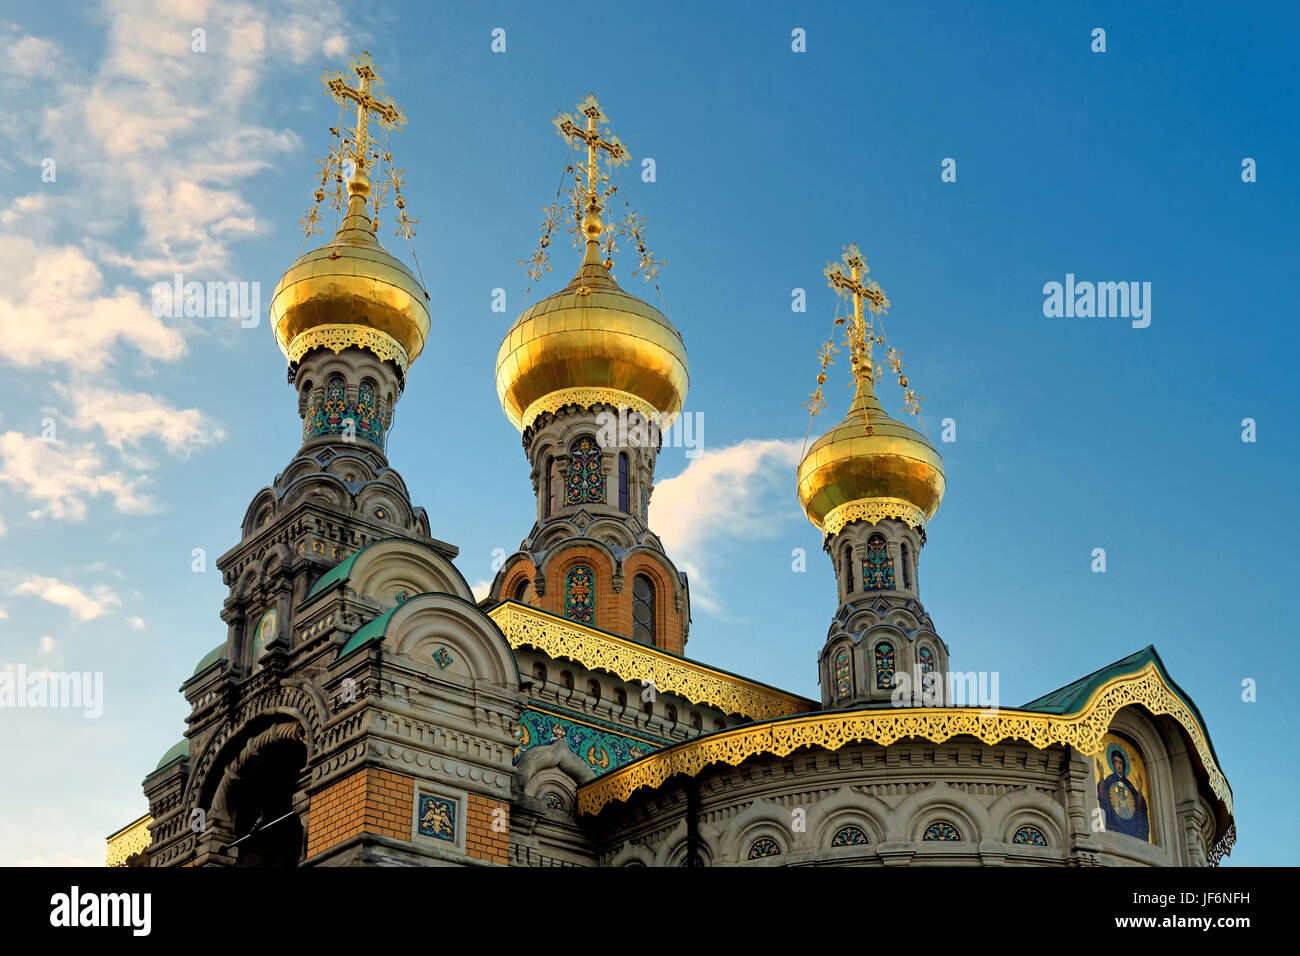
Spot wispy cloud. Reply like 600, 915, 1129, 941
12, 574, 122, 622
61, 385, 226, 458
0, 432, 156, 520
650, 439, 805, 614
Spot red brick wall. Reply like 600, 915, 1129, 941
465, 793, 509, 864
306, 768, 414, 858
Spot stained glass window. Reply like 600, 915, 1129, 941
632, 574, 655, 646
564, 565, 596, 625
923, 821, 961, 841
747, 838, 781, 859
862, 533, 895, 590
919, 646, 935, 677
875, 642, 895, 690
565, 437, 606, 505
618, 453, 629, 512
1013, 825, 1047, 846
323, 375, 346, 433
834, 646, 852, 700
901, 542, 911, 588
831, 825, 869, 847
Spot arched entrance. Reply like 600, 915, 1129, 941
209, 721, 309, 867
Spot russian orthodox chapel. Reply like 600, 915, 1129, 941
106, 55, 1235, 868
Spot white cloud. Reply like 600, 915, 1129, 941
125, 615, 145, 630
0, 33, 62, 79
0, 432, 156, 520
61, 385, 226, 457
650, 439, 806, 614
471, 580, 492, 602
0, 237, 186, 370
12, 574, 122, 622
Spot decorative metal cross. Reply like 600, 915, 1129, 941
824, 243, 889, 391
323, 51, 405, 174
553, 94, 629, 217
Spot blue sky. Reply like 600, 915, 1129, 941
0, 1, 1295, 865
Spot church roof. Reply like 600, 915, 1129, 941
1021, 644, 1222, 769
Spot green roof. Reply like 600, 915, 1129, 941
143, 739, 189, 782
334, 603, 401, 661
305, 536, 470, 602
189, 643, 226, 678
1022, 644, 1221, 767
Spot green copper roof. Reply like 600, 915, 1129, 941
304, 535, 472, 604
1022, 644, 1221, 767
189, 643, 226, 677
335, 602, 401, 661
143, 739, 189, 783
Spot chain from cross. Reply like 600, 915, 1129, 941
322, 51, 406, 174
553, 94, 629, 218
824, 243, 890, 390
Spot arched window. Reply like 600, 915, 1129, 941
1013, 825, 1047, 846
560, 670, 574, 690
632, 574, 656, 646
514, 578, 530, 603
862, 533, 895, 590
842, 545, 854, 593
614, 687, 627, 708
875, 642, 895, 690
564, 565, 596, 625
834, 646, 852, 701
665, 704, 677, 724
747, 838, 781, 859
831, 825, 869, 847
356, 380, 382, 444
320, 375, 346, 435
531, 662, 547, 684
618, 453, 629, 512
587, 679, 601, 701
900, 542, 911, 589
918, 645, 935, 677
923, 821, 962, 841
565, 437, 606, 505
542, 455, 554, 519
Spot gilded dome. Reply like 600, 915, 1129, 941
495, 240, 689, 432
271, 173, 430, 372
797, 382, 946, 538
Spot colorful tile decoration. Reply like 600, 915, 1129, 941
417, 794, 456, 842
923, 821, 962, 841
862, 533, 895, 590
834, 646, 852, 700
875, 642, 895, 690
305, 375, 386, 448
432, 646, 454, 669
564, 565, 596, 625
831, 825, 869, 847
747, 838, 781, 859
514, 706, 665, 776
1013, 825, 1047, 846
564, 437, 606, 504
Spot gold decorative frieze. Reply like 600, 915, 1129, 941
821, 497, 926, 539
287, 324, 410, 371
488, 602, 809, 722
522, 387, 661, 433
105, 814, 153, 866
576, 662, 1232, 819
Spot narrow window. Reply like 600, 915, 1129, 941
543, 455, 554, 518
632, 574, 656, 646
900, 542, 911, 589
875, 642, 895, 690
565, 437, 606, 505
618, 453, 629, 512
564, 565, 596, 625
862, 533, 895, 590
842, 545, 854, 593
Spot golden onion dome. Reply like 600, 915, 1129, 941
797, 381, 946, 539
271, 172, 430, 372
495, 225, 689, 432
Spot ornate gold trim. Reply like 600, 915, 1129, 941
821, 498, 926, 538
521, 388, 661, 432
287, 325, 410, 371
106, 814, 152, 866
576, 662, 1233, 819
488, 602, 809, 722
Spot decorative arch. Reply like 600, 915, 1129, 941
379, 593, 520, 687
564, 565, 597, 625
808, 787, 891, 850
311, 537, 474, 607
892, 781, 990, 844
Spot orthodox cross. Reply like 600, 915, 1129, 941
324, 51, 405, 174
824, 243, 889, 392
553, 94, 629, 220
